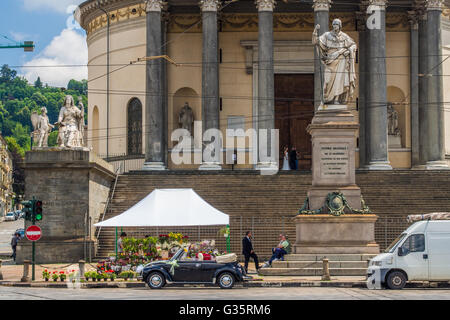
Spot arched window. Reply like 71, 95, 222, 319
127, 98, 142, 155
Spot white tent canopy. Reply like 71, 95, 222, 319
94, 188, 229, 227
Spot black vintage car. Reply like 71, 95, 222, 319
139, 248, 248, 289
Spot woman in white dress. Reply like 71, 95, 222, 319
282, 147, 290, 170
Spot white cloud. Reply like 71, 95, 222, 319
21, 29, 87, 87
22, 0, 84, 14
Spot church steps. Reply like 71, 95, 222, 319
271, 261, 369, 269
94, 170, 450, 266
258, 268, 368, 276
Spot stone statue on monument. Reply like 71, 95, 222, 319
312, 18, 357, 106
178, 102, 194, 136
55, 95, 85, 148
31, 107, 54, 148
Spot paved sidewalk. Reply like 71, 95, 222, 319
0, 260, 448, 289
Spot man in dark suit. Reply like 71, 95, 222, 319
242, 231, 259, 273
289, 146, 298, 170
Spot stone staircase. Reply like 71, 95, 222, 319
94, 170, 450, 276
259, 254, 376, 276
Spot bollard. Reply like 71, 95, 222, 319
21, 260, 31, 282
79, 260, 85, 280
321, 258, 331, 281
0, 260, 3, 280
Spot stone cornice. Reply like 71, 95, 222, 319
255, 0, 276, 12
313, 0, 332, 12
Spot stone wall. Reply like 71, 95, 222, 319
16, 150, 115, 264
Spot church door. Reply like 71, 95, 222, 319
274, 74, 314, 170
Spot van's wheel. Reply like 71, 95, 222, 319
218, 272, 235, 289
147, 272, 166, 289
386, 271, 406, 290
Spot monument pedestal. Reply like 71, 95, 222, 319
293, 214, 380, 254
16, 150, 115, 264
297, 107, 379, 255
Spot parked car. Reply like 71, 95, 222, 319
367, 219, 450, 289
4, 212, 16, 221
140, 248, 248, 289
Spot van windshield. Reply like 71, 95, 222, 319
384, 233, 407, 253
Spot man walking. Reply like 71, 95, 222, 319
10, 232, 20, 261
242, 231, 260, 273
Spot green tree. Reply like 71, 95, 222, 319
0, 64, 17, 83
34, 77, 43, 88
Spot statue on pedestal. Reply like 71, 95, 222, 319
31, 107, 54, 148
55, 95, 85, 148
312, 19, 357, 105
178, 102, 194, 136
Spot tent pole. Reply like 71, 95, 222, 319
226, 224, 231, 253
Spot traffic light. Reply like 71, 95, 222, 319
34, 200, 43, 221
21, 200, 33, 221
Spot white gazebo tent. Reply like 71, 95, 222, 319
95, 188, 229, 227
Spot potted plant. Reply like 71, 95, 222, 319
96, 272, 103, 282
42, 269, 50, 281
84, 271, 91, 281
51, 271, 59, 282
108, 271, 116, 281
59, 271, 67, 282
91, 271, 98, 282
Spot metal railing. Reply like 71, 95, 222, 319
99, 153, 145, 174
96, 214, 413, 258
95, 162, 123, 240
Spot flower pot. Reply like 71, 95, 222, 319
103, 278, 107, 281
110, 278, 114, 282
44, 278, 49, 282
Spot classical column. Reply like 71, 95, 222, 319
418, 8, 428, 165
425, 0, 448, 169
256, 0, 277, 170
408, 11, 420, 167
143, 0, 166, 170
357, 10, 368, 168
366, 0, 392, 170
313, 0, 331, 111
199, 0, 222, 170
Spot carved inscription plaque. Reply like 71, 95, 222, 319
320, 143, 349, 179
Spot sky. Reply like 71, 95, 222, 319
0, 0, 87, 87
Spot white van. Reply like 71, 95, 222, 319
367, 219, 450, 289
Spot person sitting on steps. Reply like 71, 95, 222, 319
263, 234, 291, 268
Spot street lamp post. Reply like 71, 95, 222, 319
97, 1, 110, 158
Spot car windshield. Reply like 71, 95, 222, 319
384, 233, 407, 253
6, 213, 13, 216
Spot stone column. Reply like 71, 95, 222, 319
143, 0, 166, 170
256, 0, 277, 171
366, 0, 392, 170
418, 9, 428, 165
313, 0, 330, 111
357, 10, 368, 168
425, 0, 448, 169
199, 0, 222, 170
409, 11, 420, 167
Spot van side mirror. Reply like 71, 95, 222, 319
398, 247, 404, 256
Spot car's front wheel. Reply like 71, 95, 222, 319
218, 272, 235, 289
147, 271, 166, 289
386, 271, 407, 290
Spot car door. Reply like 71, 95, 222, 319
396, 233, 428, 280
201, 261, 219, 282
171, 260, 204, 282
427, 232, 450, 281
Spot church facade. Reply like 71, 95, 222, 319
78, 0, 450, 171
